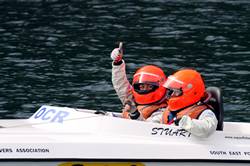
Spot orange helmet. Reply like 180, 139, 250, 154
132, 65, 167, 105
163, 69, 205, 111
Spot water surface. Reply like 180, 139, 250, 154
0, 0, 250, 122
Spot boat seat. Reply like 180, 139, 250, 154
206, 87, 224, 131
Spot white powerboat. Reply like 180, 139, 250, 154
0, 104, 250, 166
0, 88, 250, 166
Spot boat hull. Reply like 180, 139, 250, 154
0, 105, 250, 165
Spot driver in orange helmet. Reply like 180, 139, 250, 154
162, 69, 218, 137
111, 44, 168, 122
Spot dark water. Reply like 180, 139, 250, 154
0, 0, 249, 122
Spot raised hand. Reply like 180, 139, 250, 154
110, 42, 123, 63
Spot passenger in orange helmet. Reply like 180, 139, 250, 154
111, 43, 168, 122
162, 69, 218, 137
132, 65, 167, 105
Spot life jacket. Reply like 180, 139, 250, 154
161, 104, 211, 125
122, 103, 167, 119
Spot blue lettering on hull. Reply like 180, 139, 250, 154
32, 106, 70, 123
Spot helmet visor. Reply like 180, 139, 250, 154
166, 88, 183, 99
164, 75, 184, 99
133, 72, 161, 84
163, 75, 184, 89
133, 83, 159, 94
